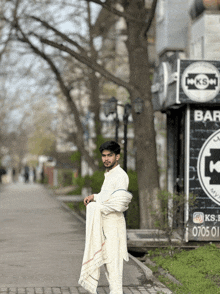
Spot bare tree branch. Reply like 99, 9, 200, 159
0, 34, 11, 62
86, 0, 146, 24
32, 33, 139, 94
87, 0, 158, 37
28, 15, 88, 56
144, 0, 158, 36
15, 23, 98, 171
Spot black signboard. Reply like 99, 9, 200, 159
152, 59, 220, 112
186, 105, 220, 241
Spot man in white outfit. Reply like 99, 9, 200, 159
83, 141, 130, 294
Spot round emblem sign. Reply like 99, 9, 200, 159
181, 62, 220, 102
197, 129, 220, 205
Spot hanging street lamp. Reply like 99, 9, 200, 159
133, 97, 144, 114
103, 97, 119, 142
103, 97, 144, 170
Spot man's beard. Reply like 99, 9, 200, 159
104, 161, 116, 170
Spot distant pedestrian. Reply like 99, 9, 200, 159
0, 167, 7, 183
79, 141, 132, 294
33, 167, 37, 183
12, 168, 16, 182
41, 163, 45, 184
24, 165, 29, 183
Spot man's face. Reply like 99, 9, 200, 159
101, 150, 120, 171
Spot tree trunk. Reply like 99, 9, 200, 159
88, 1, 102, 151
124, 0, 161, 229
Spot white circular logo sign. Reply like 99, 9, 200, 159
181, 62, 220, 102
197, 129, 220, 205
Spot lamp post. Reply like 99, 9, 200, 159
103, 96, 119, 142
103, 97, 144, 171
123, 103, 132, 172
123, 99, 143, 172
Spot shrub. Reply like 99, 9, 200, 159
127, 170, 139, 229
72, 175, 86, 194
90, 170, 104, 193
58, 169, 73, 187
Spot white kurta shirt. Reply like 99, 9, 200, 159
94, 164, 129, 203
94, 164, 130, 262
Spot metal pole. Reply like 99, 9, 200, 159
123, 110, 129, 222
123, 103, 131, 172
123, 113, 128, 172
115, 110, 119, 143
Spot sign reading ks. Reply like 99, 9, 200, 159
181, 62, 220, 102
197, 129, 220, 206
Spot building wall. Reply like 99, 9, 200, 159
190, 11, 220, 60
156, 0, 190, 56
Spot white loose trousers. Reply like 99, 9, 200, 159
102, 211, 128, 294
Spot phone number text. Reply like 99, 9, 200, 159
192, 226, 220, 238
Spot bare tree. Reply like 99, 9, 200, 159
1, 0, 161, 228
2, 0, 101, 170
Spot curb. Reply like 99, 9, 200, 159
128, 254, 171, 290
145, 258, 181, 286
60, 201, 86, 224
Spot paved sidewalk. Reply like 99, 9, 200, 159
0, 183, 172, 293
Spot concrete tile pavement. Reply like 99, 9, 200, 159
0, 183, 172, 293
0, 286, 171, 294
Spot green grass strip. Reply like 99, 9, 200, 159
150, 244, 220, 294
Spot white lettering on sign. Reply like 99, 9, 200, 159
210, 188, 220, 200
213, 136, 220, 143
205, 214, 216, 222
204, 214, 220, 222
192, 226, 220, 238
194, 110, 220, 121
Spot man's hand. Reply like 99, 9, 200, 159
84, 194, 94, 206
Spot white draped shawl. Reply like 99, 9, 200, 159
78, 189, 132, 294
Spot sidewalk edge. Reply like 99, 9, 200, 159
60, 201, 86, 224
128, 253, 171, 291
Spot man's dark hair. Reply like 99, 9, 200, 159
99, 141, 121, 155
